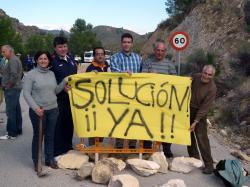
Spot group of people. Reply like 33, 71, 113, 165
0, 33, 217, 175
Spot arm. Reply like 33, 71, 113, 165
8, 59, 19, 87
110, 56, 121, 72
194, 88, 217, 122
169, 64, 177, 75
23, 74, 40, 111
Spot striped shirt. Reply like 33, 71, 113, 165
141, 58, 177, 75
110, 51, 142, 73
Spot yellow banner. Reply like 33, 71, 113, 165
68, 73, 192, 145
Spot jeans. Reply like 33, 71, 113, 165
4, 88, 22, 137
29, 108, 58, 164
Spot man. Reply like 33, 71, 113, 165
110, 33, 142, 148
142, 40, 176, 158
86, 47, 109, 146
86, 47, 110, 73
188, 65, 217, 174
50, 37, 77, 156
0, 45, 23, 140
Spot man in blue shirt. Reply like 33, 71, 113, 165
110, 33, 142, 149
50, 37, 77, 157
110, 33, 141, 74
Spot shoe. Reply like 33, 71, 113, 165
202, 167, 214, 174
45, 161, 58, 169
164, 152, 174, 158
0, 134, 16, 140
17, 131, 22, 136
34, 163, 38, 172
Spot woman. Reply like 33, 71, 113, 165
23, 51, 66, 171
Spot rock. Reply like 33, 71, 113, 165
149, 152, 168, 173
158, 179, 186, 187
57, 150, 89, 169
108, 174, 140, 187
231, 150, 250, 161
240, 121, 247, 126
92, 162, 113, 184
88, 153, 109, 162
233, 144, 241, 150
76, 162, 94, 180
104, 158, 126, 172
126, 158, 160, 170
220, 129, 227, 137
127, 158, 160, 176
245, 149, 250, 156
170, 157, 202, 174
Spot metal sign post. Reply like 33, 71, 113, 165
170, 31, 190, 75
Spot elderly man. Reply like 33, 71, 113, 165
142, 40, 176, 158
0, 45, 23, 140
188, 65, 217, 174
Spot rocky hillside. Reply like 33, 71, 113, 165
141, 0, 248, 72
93, 25, 148, 51
142, 0, 250, 149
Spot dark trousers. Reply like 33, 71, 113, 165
4, 88, 22, 137
29, 108, 58, 164
187, 107, 213, 169
115, 138, 137, 148
54, 93, 74, 156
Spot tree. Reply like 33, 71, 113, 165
69, 18, 101, 55
0, 17, 23, 54
165, 0, 196, 17
25, 33, 54, 55
70, 18, 93, 33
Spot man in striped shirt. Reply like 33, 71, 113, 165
110, 33, 142, 74
110, 33, 142, 149
142, 40, 177, 158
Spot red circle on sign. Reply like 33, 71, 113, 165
170, 31, 189, 51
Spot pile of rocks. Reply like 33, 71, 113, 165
56, 150, 203, 186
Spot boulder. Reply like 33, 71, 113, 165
92, 162, 113, 184
130, 165, 158, 176
126, 158, 160, 170
76, 162, 94, 180
57, 150, 89, 169
127, 158, 160, 176
158, 179, 186, 187
231, 150, 250, 161
170, 157, 202, 173
104, 157, 126, 172
149, 152, 168, 173
108, 174, 140, 187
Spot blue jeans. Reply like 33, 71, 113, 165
4, 88, 22, 137
29, 108, 58, 164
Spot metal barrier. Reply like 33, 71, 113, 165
75, 138, 161, 162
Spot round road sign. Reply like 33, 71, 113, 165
170, 31, 189, 51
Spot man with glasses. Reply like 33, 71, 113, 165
188, 65, 217, 174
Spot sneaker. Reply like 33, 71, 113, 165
0, 134, 16, 140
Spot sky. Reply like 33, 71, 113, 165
0, 0, 168, 35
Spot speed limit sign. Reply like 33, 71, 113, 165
170, 31, 189, 51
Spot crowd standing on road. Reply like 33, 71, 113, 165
0, 34, 218, 177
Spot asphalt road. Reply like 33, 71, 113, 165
0, 92, 249, 187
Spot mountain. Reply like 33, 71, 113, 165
93, 25, 148, 51
0, 9, 147, 51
